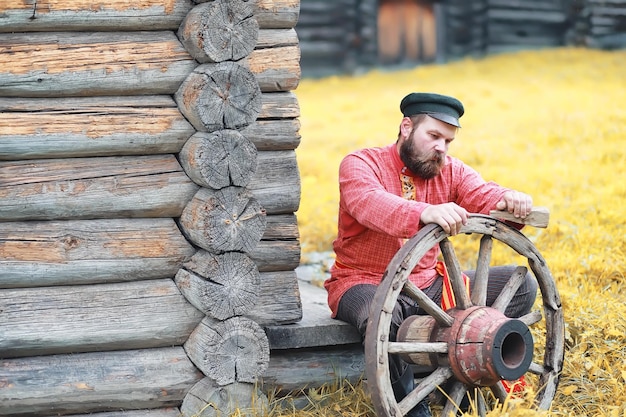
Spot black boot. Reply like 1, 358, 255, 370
391, 366, 431, 417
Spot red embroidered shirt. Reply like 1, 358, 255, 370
324, 143, 511, 317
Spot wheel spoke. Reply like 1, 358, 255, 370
441, 380, 467, 416
489, 381, 508, 403
519, 310, 543, 326
490, 265, 528, 313
475, 393, 488, 417
403, 280, 454, 327
528, 361, 545, 375
471, 235, 493, 306
388, 341, 448, 354
398, 367, 453, 416
440, 238, 472, 309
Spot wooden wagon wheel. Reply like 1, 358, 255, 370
364, 210, 564, 416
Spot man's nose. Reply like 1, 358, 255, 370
434, 140, 446, 152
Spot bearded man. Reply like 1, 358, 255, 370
323, 92, 538, 417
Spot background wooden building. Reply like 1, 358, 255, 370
296, 0, 626, 76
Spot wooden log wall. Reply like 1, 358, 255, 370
0, 1, 303, 416
485, 0, 569, 53
442, 0, 488, 58
293, 0, 620, 73
295, 0, 363, 75
581, 0, 626, 49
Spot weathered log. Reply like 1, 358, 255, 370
298, 41, 344, 61
178, 130, 258, 189
192, 0, 300, 30
251, 240, 300, 272
0, 218, 195, 289
0, 278, 204, 358
184, 316, 270, 385
587, 32, 626, 48
0, 155, 199, 221
488, 0, 568, 11
175, 62, 262, 132
0, 152, 298, 222
487, 9, 567, 23
590, 14, 626, 30
10, 34, 187, 96
486, 30, 563, 47
178, 0, 258, 63
260, 345, 365, 396
0, 1, 194, 32
177, 148, 303, 216
255, 214, 301, 273
295, 26, 349, 42
258, 91, 300, 119
0, 31, 197, 97
247, 270, 302, 325
174, 92, 300, 143
53, 410, 182, 417
175, 51, 299, 134
590, 3, 626, 17
249, 150, 301, 214
253, 0, 300, 29
179, 186, 267, 253
262, 213, 299, 240
241, 118, 301, 151
0, 347, 203, 417
175, 247, 300, 324
180, 379, 268, 417
0, 96, 195, 160
175, 250, 260, 320
256, 28, 299, 48
0, 0, 298, 32
242, 45, 301, 92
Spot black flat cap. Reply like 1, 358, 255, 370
400, 92, 464, 127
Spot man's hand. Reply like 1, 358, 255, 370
420, 203, 469, 236
496, 190, 533, 219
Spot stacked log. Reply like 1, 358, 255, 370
173, 1, 302, 414
586, 0, 626, 49
356, 0, 380, 67
441, 0, 488, 59
295, 0, 361, 75
485, 0, 569, 53
0, 0, 303, 416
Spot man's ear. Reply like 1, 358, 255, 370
400, 117, 413, 137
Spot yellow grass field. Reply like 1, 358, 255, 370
292, 47, 626, 416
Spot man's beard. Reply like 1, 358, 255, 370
399, 137, 444, 180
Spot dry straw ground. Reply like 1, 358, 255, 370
287, 47, 626, 416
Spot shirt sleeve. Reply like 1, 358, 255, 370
339, 153, 427, 239
452, 161, 510, 214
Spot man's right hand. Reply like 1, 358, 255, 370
420, 203, 469, 236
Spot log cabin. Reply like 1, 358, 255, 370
0, 1, 360, 416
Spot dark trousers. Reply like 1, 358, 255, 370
335, 266, 538, 383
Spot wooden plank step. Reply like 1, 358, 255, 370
264, 280, 361, 349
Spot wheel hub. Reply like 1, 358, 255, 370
397, 306, 534, 386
